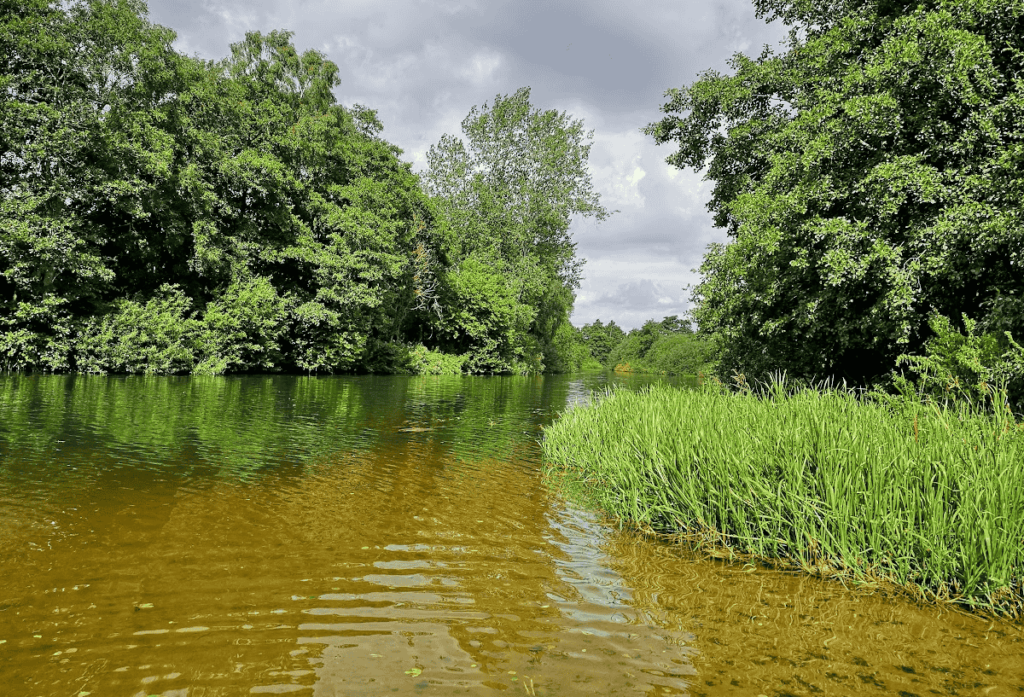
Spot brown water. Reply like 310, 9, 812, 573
1, 374, 1022, 697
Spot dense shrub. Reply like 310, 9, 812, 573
0, 296, 76, 372
75, 285, 199, 375
896, 313, 1024, 412
643, 333, 713, 375
195, 278, 289, 375
405, 345, 468, 375
607, 316, 711, 375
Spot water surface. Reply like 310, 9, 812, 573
1, 374, 1021, 696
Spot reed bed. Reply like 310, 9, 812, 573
542, 381, 1024, 617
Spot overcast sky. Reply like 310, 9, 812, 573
145, 0, 788, 330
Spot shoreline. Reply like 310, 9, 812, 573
542, 381, 1024, 621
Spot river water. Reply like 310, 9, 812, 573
1, 374, 1021, 696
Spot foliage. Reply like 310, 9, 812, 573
0, 0, 176, 371
0, 1, 435, 374
194, 277, 289, 376
405, 345, 467, 376
544, 322, 596, 373
544, 380, 1024, 616
607, 316, 710, 375
0, 5, 602, 376
420, 88, 609, 373
75, 284, 199, 374
0, 295, 75, 372
578, 319, 626, 365
172, 29, 432, 374
641, 334, 713, 376
895, 313, 1024, 411
646, 0, 1024, 384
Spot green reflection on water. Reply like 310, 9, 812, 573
0, 373, 688, 478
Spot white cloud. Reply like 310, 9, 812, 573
587, 129, 649, 210
460, 51, 504, 84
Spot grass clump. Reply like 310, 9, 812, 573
542, 379, 1024, 617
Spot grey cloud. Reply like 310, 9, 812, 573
595, 279, 676, 308
574, 278, 692, 330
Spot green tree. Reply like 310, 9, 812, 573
579, 319, 625, 365
420, 87, 610, 373
168, 29, 433, 373
1, 3, 435, 374
608, 316, 709, 375
646, 0, 1024, 384
0, 0, 181, 370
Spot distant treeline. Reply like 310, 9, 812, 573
1, 0, 606, 376
569, 315, 711, 376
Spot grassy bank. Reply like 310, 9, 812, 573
542, 381, 1024, 617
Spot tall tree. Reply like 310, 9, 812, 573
420, 87, 609, 372
646, 0, 1024, 383
1, 2, 434, 374
0, 0, 180, 370
176, 29, 433, 372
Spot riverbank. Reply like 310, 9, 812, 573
541, 381, 1024, 618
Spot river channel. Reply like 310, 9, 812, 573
1, 374, 1022, 696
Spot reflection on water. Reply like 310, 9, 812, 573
1, 373, 1021, 696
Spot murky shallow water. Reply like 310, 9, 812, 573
1, 374, 1022, 696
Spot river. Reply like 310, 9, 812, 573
1, 373, 1021, 696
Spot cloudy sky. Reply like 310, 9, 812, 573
145, 0, 788, 330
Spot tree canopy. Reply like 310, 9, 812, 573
0, 2, 608, 375
646, 0, 1024, 384
420, 87, 609, 373
1, 0, 439, 373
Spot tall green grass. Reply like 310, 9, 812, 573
542, 380, 1024, 617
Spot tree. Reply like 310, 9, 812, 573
184, 29, 433, 373
606, 316, 709, 375
1, 3, 434, 374
657, 315, 693, 335
420, 87, 609, 373
646, 0, 1024, 384
0, 0, 181, 370
579, 319, 625, 365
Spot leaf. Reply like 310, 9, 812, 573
404, 667, 422, 677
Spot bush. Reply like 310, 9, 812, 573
544, 321, 593, 373
0, 295, 75, 372
405, 344, 467, 375
607, 317, 710, 375
644, 333, 713, 375
75, 285, 199, 374
896, 313, 1024, 412
195, 278, 289, 375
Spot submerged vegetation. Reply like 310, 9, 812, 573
543, 379, 1024, 617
